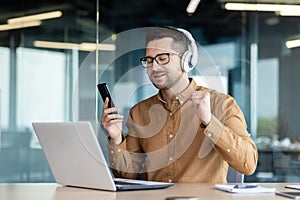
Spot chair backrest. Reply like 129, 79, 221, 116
226, 166, 244, 183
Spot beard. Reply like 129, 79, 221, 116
150, 70, 183, 91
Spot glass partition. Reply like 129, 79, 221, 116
0, 47, 9, 129
0, 1, 99, 182
253, 12, 300, 182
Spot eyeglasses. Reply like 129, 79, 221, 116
140, 53, 179, 68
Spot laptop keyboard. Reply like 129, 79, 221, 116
114, 180, 143, 186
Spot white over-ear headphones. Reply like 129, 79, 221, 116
176, 28, 198, 72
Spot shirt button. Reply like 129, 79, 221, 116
110, 150, 114, 154
169, 157, 173, 161
208, 133, 212, 137
226, 148, 231, 153
117, 149, 121, 153
170, 113, 173, 116
169, 134, 173, 138
175, 96, 179, 100
168, 179, 172, 183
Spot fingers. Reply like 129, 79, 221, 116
101, 112, 124, 133
190, 91, 210, 103
101, 98, 124, 128
102, 97, 109, 110
101, 110, 123, 125
102, 113, 123, 124
101, 97, 118, 119
190, 91, 212, 124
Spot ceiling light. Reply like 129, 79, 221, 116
225, 3, 257, 11
80, 43, 116, 51
0, 21, 42, 31
7, 10, 62, 24
33, 40, 116, 51
286, 38, 300, 49
224, 3, 300, 14
279, 10, 300, 16
186, 0, 201, 14
34, 41, 77, 50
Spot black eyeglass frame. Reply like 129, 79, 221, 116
139, 53, 180, 68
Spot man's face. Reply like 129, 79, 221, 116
145, 37, 183, 90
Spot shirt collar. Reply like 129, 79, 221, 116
157, 78, 198, 105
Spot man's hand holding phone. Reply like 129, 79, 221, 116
98, 83, 124, 145
101, 97, 124, 145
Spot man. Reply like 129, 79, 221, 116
101, 27, 258, 183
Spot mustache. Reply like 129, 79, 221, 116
151, 71, 165, 75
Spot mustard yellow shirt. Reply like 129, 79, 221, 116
108, 79, 258, 183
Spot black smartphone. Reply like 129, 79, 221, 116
97, 83, 117, 113
165, 197, 199, 200
276, 191, 300, 199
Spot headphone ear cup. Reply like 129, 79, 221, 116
181, 50, 193, 72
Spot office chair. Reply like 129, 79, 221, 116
226, 166, 244, 183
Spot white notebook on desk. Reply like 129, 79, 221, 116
215, 184, 276, 194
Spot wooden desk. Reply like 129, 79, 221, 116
0, 183, 296, 200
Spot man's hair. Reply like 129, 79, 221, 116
145, 27, 189, 54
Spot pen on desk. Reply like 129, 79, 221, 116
234, 184, 257, 189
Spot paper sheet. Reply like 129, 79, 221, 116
215, 184, 276, 194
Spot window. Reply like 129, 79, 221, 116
257, 58, 279, 138
0, 47, 10, 129
16, 48, 66, 127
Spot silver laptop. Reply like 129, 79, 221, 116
32, 121, 173, 191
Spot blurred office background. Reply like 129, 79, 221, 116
1, 0, 300, 183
